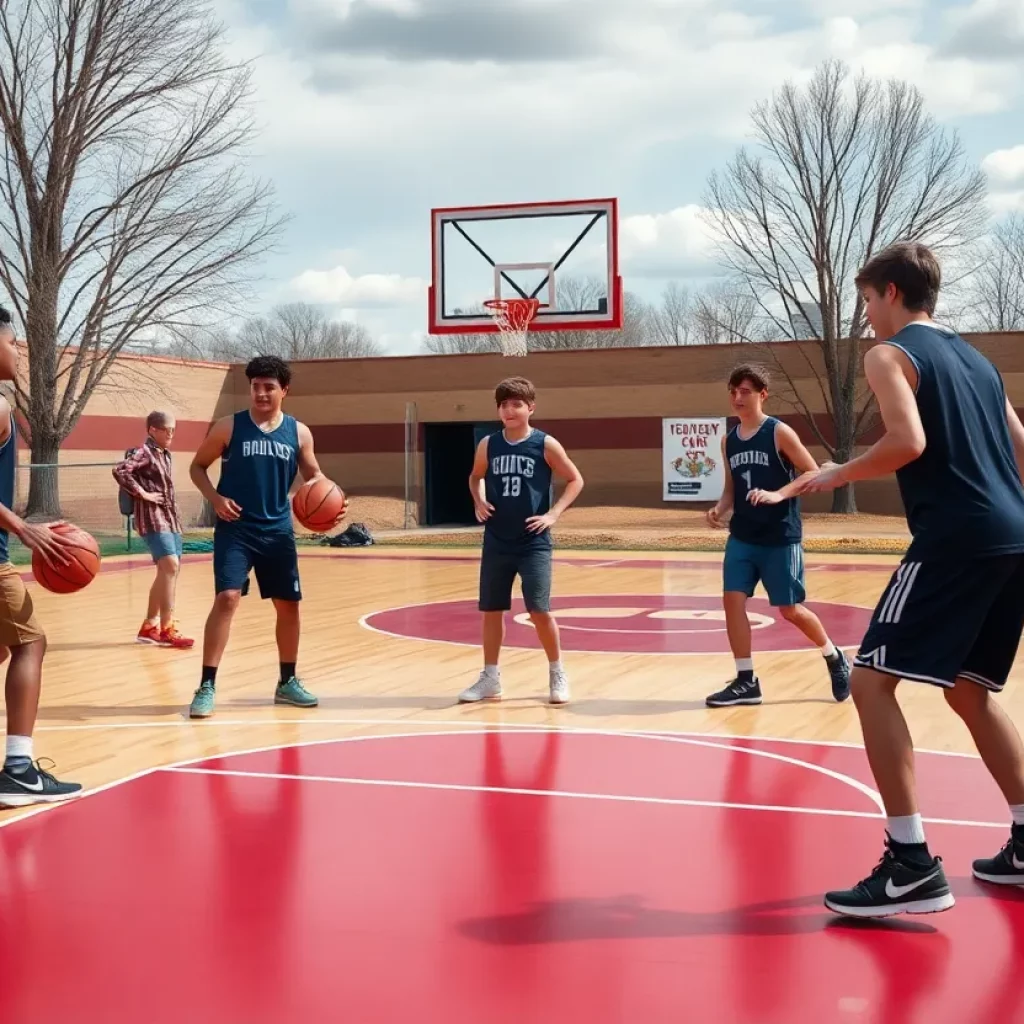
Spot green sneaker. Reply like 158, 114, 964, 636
189, 682, 216, 719
275, 676, 318, 708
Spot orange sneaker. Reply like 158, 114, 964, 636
136, 621, 162, 645
159, 623, 195, 649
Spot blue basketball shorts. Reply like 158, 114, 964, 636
213, 522, 301, 601
855, 554, 1024, 691
723, 535, 806, 607
479, 543, 552, 613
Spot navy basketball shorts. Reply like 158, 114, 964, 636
213, 522, 302, 601
854, 554, 1024, 691
723, 536, 806, 607
479, 544, 552, 613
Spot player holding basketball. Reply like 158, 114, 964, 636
704, 364, 851, 707
112, 412, 193, 649
458, 376, 584, 705
804, 241, 1024, 917
188, 355, 345, 719
0, 305, 81, 805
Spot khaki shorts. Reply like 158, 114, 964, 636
0, 562, 45, 647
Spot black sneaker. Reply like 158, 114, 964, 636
824, 836, 955, 918
828, 649, 851, 702
705, 677, 762, 707
0, 759, 83, 808
972, 827, 1024, 885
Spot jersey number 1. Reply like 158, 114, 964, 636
742, 470, 752, 491
503, 476, 521, 497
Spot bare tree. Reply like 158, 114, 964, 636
649, 283, 694, 346
0, 0, 282, 515
971, 214, 1024, 331
702, 60, 988, 511
230, 303, 383, 360
692, 281, 768, 345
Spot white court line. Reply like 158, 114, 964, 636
160, 765, 1003, 830
29, 715, 983, 761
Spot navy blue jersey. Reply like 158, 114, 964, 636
217, 411, 299, 531
0, 412, 15, 562
726, 417, 801, 546
483, 428, 553, 550
884, 323, 1024, 558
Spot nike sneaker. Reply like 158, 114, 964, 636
824, 835, 955, 918
972, 825, 1024, 885
705, 676, 762, 707
0, 760, 83, 807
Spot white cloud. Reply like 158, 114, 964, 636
290, 265, 427, 306
619, 206, 717, 278
983, 145, 1024, 186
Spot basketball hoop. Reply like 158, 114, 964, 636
483, 298, 539, 357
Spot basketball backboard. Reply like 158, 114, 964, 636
428, 198, 621, 334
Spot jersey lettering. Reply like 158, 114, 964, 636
242, 438, 295, 460
729, 450, 770, 469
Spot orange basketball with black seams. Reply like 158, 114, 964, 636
292, 478, 345, 533
31, 523, 102, 594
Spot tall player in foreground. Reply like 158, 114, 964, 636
458, 377, 584, 705
0, 306, 81, 805
705, 364, 851, 707
188, 356, 345, 719
806, 242, 1024, 917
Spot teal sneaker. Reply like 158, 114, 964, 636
275, 676, 318, 708
189, 682, 216, 719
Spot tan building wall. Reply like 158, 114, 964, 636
20, 332, 1024, 531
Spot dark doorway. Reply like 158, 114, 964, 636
424, 422, 500, 526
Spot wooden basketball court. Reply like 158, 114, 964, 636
2, 546, 1023, 1022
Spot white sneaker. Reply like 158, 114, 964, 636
458, 671, 502, 703
549, 667, 570, 705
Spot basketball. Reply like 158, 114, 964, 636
31, 523, 101, 594
292, 477, 345, 532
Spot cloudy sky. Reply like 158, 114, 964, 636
215, 0, 1024, 354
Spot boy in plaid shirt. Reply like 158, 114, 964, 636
113, 412, 194, 648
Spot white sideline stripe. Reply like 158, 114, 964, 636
159, 766, 1004, 829
29, 715, 982, 761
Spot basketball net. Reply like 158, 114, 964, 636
483, 298, 539, 357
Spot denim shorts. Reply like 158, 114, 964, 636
143, 531, 183, 563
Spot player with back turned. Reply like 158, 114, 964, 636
705, 364, 851, 707
805, 241, 1024, 917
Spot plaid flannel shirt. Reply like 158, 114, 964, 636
112, 439, 182, 536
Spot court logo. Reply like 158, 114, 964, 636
362, 594, 872, 656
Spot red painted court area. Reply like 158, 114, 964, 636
1, 730, 1023, 1023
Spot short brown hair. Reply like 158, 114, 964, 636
495, 376, 536, 405
146, 411, 174, 431
728, 364, 769, 392
854, 241, 941, 313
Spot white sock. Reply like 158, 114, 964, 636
5, 735, 33, 761
483, 664, 499, 679
736, 658, 754, 674
1009, 803, 1024, 827
549, 660, 563, 675
820, 640, 837, 659
887, 813, 926, 845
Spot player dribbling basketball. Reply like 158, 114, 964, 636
0, 305, 81, 806
187, 355, 346, 719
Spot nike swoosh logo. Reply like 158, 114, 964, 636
13, 777, 45, 792
885, 869, 941, 899
1012, 853, 1024, 870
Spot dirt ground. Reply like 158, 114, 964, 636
338, 496, 910, 554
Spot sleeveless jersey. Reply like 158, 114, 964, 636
725, 416, 801, 546
883, 323, 1024, 559
0, 412, 16, 562
483, 428, 553, 550
217, 410, 299, 531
